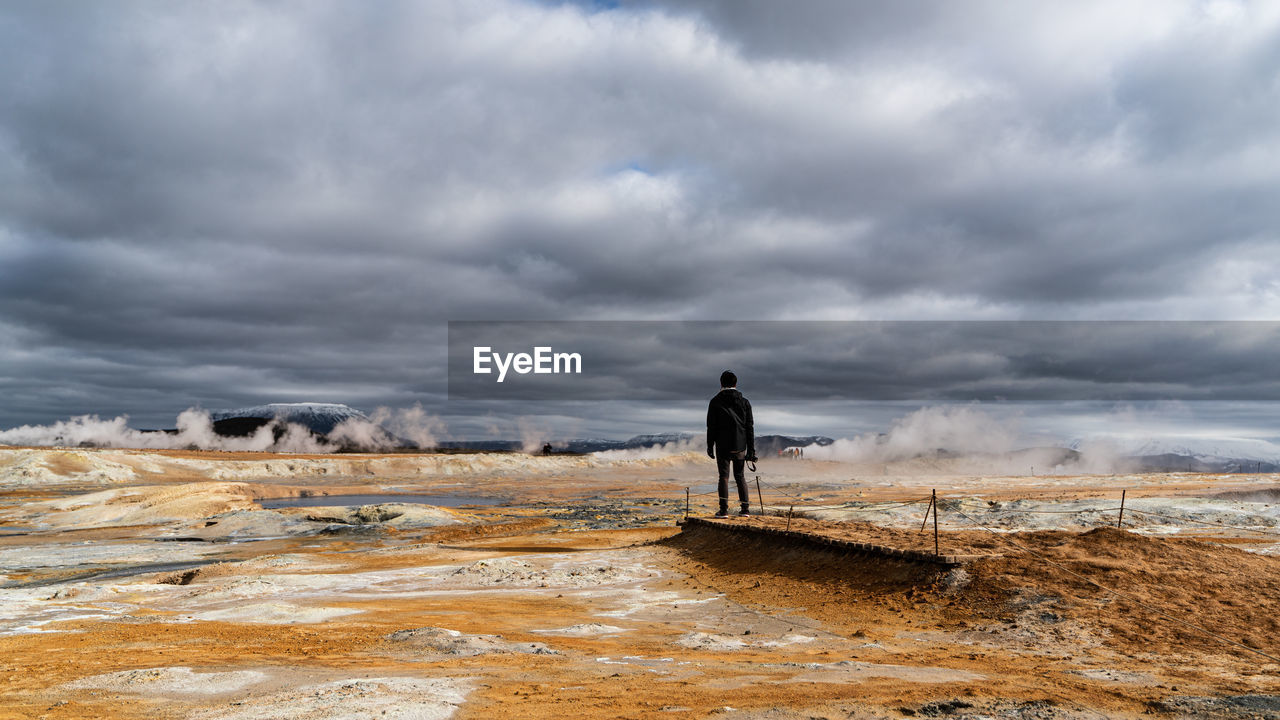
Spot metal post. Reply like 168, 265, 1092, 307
685, 488, 690, 520
932, 489, 939, 556
786, 505, 794, 531
1118, 489, 1125, 529
920, 494, 934, 532
755, 475, 764, 516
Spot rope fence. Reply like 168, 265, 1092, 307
683, 474, 1280, 538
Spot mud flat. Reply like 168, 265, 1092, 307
0, 447, 1277, 719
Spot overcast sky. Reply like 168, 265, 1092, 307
2, 1, 1279, 440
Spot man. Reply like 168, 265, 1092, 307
706, 370, 757, 517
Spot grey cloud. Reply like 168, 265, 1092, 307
448, 321, 1280, 402
1, 1, 1279, 435
616, 0, 950, 60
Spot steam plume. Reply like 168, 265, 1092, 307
805, 405, 1021, 463
0, 406, 447, 453
592, 435, 704, 461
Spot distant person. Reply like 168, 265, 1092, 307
706, 370, 757, 517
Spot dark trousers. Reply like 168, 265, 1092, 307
716, 455, 749, 512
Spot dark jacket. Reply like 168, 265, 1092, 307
707, 388, 755, 459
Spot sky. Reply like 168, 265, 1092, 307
1, 1, 1279, 443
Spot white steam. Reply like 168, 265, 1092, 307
592, 435, 705, 461
802, 405, 1173, 475
171, 408, 278, 451
518, 417, 553, 454
805, 405, 1021, 463
375, 404, 445, 449
0, 405, 447, 453
0, 411, 282, 451
326, 416, 395, 451
1061, 437, 1132, 474
329, 404, 445, 450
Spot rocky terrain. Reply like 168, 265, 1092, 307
0, 447, 1276, 719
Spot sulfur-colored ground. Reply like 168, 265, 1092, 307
0, 447, 1277, 719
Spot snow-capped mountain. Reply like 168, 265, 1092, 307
1069, 436, 1280, 463
211, 403, 368, 436
1068, 435, 1280, 472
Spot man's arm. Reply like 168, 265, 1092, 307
744, 398, 756, 461
706, 400, 716, 458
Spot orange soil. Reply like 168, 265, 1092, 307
668, 518, 1280, 667
3, 450, 1279, 719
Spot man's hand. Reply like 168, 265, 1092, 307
747, 452, 758, 463
707, 447, 715, 459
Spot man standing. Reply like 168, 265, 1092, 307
706, 370, 757, 517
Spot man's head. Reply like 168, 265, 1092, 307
720, 370, 737, 388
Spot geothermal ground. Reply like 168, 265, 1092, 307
0, 448, 1277, 719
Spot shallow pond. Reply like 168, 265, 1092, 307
258, 494, 503, 509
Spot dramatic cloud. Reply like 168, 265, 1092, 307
1, 1, 1278, 438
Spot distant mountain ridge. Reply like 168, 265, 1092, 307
1068, 436, 1280, 463
196, 406, 839, 455
438, 433, 837, 455
1068, 436, 1280, 472
159, 403, 1280, 472
211, 403, 368, 436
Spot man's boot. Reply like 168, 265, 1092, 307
738, 504, 751, 517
